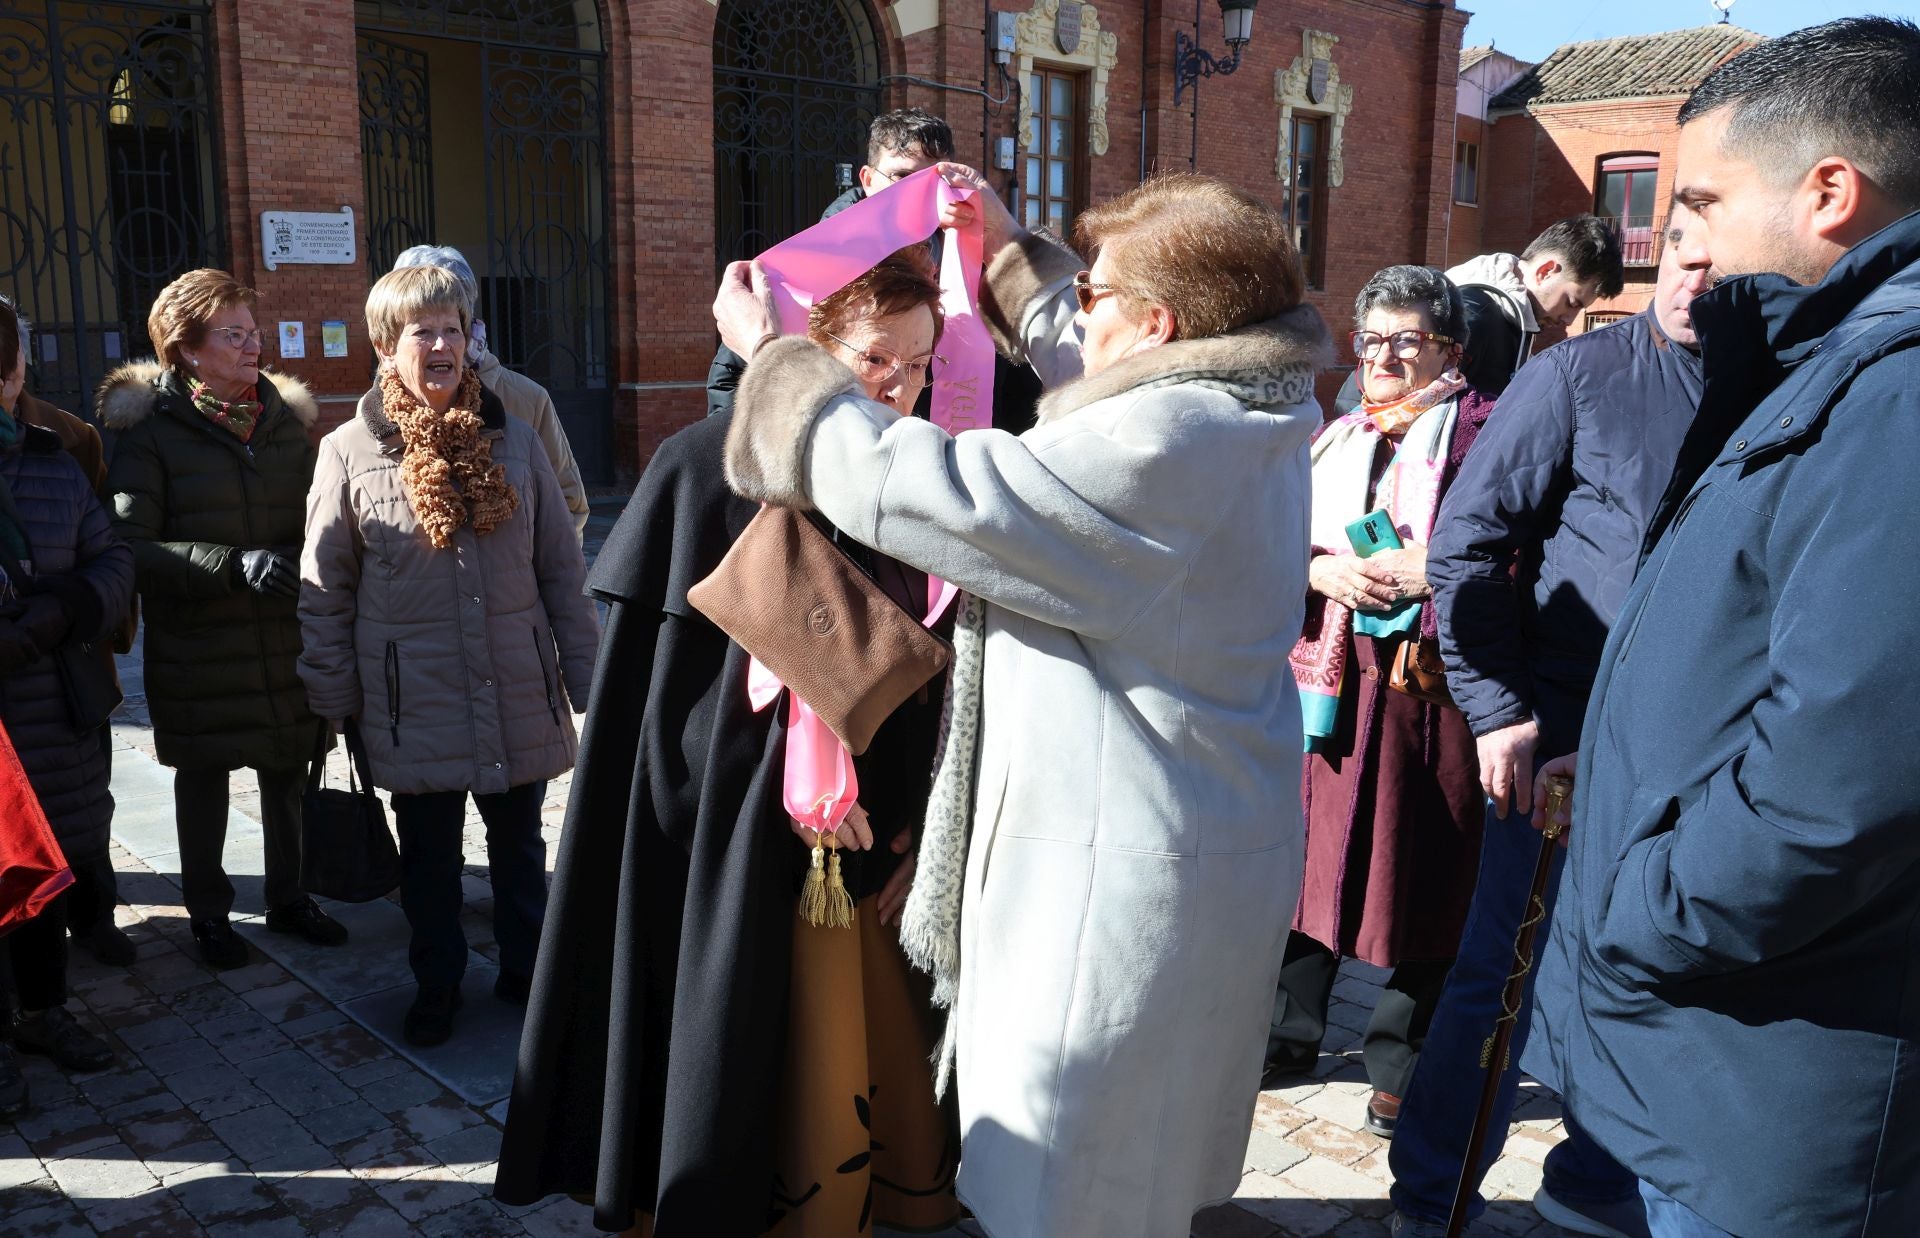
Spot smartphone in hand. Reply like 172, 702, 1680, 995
1344, 510, 1403, 559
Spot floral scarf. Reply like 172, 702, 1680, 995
1360, 365, 1467, 436
188, 379, 263, 443
380, 366, 519, 549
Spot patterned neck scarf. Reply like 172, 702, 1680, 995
1359, 366, 1467, 438
188, 379, 264, 442
379, 366, 519, 548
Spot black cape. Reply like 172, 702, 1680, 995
494, 413, 942, 1235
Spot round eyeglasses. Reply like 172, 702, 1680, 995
1351, 330, 1455, 362
823, 332, 944, 387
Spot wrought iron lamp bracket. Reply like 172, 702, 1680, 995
1173, 29, 1245, 105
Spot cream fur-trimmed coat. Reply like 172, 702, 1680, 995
727, 231, 1330, 1238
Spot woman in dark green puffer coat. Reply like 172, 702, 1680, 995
100, 269, 348, 968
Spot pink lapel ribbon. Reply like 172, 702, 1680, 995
747, 167, 995, 835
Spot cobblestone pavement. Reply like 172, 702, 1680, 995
5, 497, 1576, 1237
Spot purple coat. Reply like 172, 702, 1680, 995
1292, 390, 1494, 967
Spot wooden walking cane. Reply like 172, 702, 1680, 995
1443, 774, 1572, 1238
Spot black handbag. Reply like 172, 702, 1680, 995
300, 721, 400, 903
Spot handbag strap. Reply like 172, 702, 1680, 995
308, 719, 379, 796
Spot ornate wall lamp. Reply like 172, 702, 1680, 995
1173, 0, 1258, 106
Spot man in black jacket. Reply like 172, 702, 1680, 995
706, 108, 1042, 432
707, 108, 955, 417
1383, 236, 1710, 1238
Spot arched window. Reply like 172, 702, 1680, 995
1596, 154, 1659, 266
712, 0, 883, 268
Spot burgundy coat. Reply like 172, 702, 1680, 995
1293, 391, 1495, 968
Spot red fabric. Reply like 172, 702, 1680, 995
0, 719, 72, 934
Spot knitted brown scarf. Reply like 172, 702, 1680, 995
380, 366, 519, 548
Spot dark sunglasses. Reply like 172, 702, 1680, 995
1073, 270, 1138, 314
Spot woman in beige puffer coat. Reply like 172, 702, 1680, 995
298, 265, 597, 1048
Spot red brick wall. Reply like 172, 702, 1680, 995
176, 0, 1465, 474
214, 1, 373, 435
1481, 96, 1685, 323
1448, 114, 1486, 266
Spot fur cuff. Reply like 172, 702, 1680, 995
724, 336, 861, 509
980, 230, 1083, 358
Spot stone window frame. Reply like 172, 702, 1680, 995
1274, 28, 1354, 189
1013, 0, 1120, 157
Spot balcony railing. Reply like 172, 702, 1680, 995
1604, 213, 1658, 266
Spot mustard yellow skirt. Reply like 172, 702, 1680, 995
620, 893, 961, 1237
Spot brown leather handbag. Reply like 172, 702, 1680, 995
688, 506, 951, 755
1387, 634, 1458, 710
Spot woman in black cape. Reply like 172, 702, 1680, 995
496, 253, 960, 1238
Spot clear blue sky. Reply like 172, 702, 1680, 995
1461, 0, 1920, 62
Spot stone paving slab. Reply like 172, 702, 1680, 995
8, 499, 1577, 1236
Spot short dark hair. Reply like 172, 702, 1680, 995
867, 108, 954, 165
0, 292, 21, 380
1677, 17, 1920, 209
1522, 215, 1625, 298
1354, 266, 1469, 348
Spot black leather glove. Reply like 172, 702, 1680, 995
236, 549, 300, 599
0, 588, 75, 673
0, 616, 40, 675
12, 593, 71, 655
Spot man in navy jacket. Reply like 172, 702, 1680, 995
1530, 18, 1920, 1236
1388, 240, 1710, 1238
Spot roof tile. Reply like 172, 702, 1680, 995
1491, 24, 1763, 109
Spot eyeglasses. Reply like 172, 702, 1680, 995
208, 327, 263, 348
823, 332, 944, 387
1350, 330, 1455, 361
1073, 271, 1137, 314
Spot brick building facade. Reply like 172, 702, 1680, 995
1466, 25, 1760, 334
5, 0, 1470, 482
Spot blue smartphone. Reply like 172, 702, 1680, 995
1345, 510, 1403, 558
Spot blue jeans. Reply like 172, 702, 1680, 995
1640, 1181, 1735, 1237
1388, 800, 1638, 1223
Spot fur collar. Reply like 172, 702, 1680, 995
97, 358, 319, 431
357, 375, 508, 442
1034, 302, 1335, 425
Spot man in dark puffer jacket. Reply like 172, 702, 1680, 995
0, 292, 134, 1114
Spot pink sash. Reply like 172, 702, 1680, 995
747, 167, 994, 835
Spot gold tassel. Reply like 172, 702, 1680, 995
823, 834, 855, 929
799, 829, 829, 927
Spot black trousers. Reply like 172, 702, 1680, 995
1269, 930, 1453, 1098
61, 725, 121, 937
1, 897, 69, 1013
61, 850, 122, 938
390, 782, 548, 991
173, 766, 305, 922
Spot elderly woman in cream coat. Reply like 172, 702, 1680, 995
714, 170, 1332, 1238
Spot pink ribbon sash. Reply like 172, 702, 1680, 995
747, 167, 995, 835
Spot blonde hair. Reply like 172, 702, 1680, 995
148, 269, 257, 373
1075, 174, 1303, 340
365, 265, 472, 353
